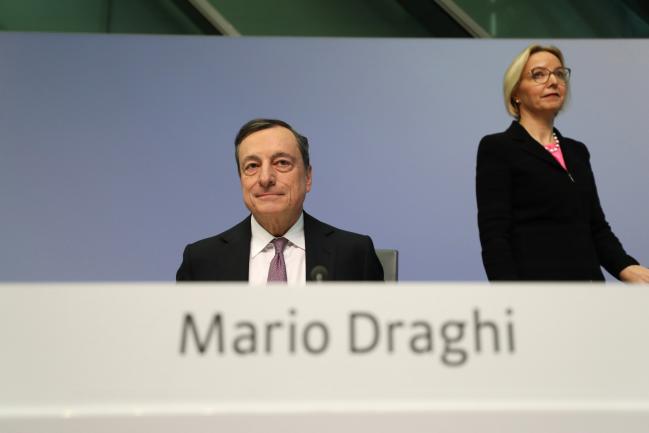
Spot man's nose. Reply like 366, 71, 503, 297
258, 164, 276, 187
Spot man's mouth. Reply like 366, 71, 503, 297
256, 192, 283, 198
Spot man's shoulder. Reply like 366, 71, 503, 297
303, 212, 383, 281
185, 217, 251, 252
177, 216, 251, 281
304, 212, 372, 244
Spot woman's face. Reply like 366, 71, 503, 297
514, 51, 567, 119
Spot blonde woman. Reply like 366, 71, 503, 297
476, 44, 649, 282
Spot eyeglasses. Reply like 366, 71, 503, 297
529, 67, 571, 84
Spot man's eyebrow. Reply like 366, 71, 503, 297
271, 152, 296, 160
241, 155, 261, 163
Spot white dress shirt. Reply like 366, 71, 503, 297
248, 213, 306, 285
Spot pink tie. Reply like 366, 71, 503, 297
267, 237, 288, 282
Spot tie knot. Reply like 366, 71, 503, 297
271, 237, 288, 254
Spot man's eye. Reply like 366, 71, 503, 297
275, 159, 293, 170
243, 163, 258, 174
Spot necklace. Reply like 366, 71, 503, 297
544, 133, 560, 153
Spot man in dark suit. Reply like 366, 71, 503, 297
176, 118, 383, 282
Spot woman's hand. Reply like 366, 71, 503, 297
619, 265, 649, 283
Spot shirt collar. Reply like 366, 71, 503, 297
250, 213, 305, 258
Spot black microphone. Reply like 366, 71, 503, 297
310, 265, 329, 282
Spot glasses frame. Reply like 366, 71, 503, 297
528, 67, 571, 84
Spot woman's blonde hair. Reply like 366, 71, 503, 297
503, 44, 567, 118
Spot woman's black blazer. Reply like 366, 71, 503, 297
476, 121, 637, 281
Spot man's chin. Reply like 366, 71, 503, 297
251, 204, 288, 218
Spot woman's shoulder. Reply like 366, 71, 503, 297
555, 131, 590, 158
479, 130, 510, 144
478, 122, 519, 153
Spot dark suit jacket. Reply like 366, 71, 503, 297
476, 121, 637, 281
176, 212, 384, 281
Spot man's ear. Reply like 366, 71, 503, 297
305, 165, 312, 193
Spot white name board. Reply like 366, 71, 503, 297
1, 282, 648, 432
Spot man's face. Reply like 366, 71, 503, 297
238, 126, 312, 224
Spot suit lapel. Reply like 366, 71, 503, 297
554, 129, 576, 173
219, 216, 251, 280
303, 212, 334, 281
507, 121, 564, 171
